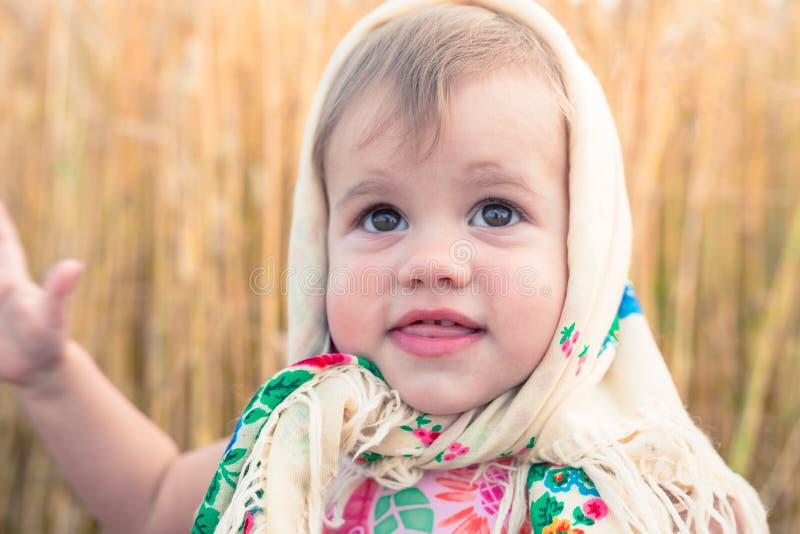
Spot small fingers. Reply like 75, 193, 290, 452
43, 259, 84, 331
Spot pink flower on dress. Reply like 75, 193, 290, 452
582, 498, 608, 520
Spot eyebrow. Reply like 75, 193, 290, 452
333, 161, 544, 211
462, 161, 545, 199
334, 176, 398, 211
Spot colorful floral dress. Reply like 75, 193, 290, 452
318, 459, 619, 534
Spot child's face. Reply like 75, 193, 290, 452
324, 68, 569, 415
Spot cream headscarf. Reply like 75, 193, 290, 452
191, 1, 768, 532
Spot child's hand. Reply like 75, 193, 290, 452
0, 200, 84, 389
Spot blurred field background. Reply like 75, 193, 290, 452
0, 0, 797, 531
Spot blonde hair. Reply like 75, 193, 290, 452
312, 3, 574, 180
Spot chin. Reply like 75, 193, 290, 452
401, 390, 485, 416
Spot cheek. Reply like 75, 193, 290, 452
326, 258, 389, 351
326, 292, 362, 352
329, 256, 388, 297
476, 247, 560, 299
508, 235, 567, 298
482, 247, 566, 341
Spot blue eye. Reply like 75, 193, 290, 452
470, 199, 523, 227
361, 206, 409, 232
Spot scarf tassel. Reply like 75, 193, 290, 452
540, 413, 767, 533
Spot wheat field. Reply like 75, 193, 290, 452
0, 0, 797, 532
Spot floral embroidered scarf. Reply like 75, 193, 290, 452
191, 0, 768, 532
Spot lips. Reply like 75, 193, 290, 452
397, 322, 476, 337
390, 308, 483, 331
389, 308, 485, 358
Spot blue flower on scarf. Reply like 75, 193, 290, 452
598, 281, 644, 358
619, 281, 643, 318
543, 467, 572, 492
573, 467, 601, 496
543, 466, 601, 497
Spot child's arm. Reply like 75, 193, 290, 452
15, 340, 228, 534
0, 201, 227, 533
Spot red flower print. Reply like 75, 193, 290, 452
582, 498, 608, 520
413, 428, 432, 445
411, 427, 442, 445
294, 353, 351, 369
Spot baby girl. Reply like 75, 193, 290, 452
0, 0, 768, 533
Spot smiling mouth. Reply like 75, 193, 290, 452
392, 320, 482, 337
388, 321, 485, 357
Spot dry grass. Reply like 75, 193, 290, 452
0, 0, 797, 531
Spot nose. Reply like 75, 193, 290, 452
397, 236, 475, 291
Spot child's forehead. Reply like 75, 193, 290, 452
325, 70, 569, 178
